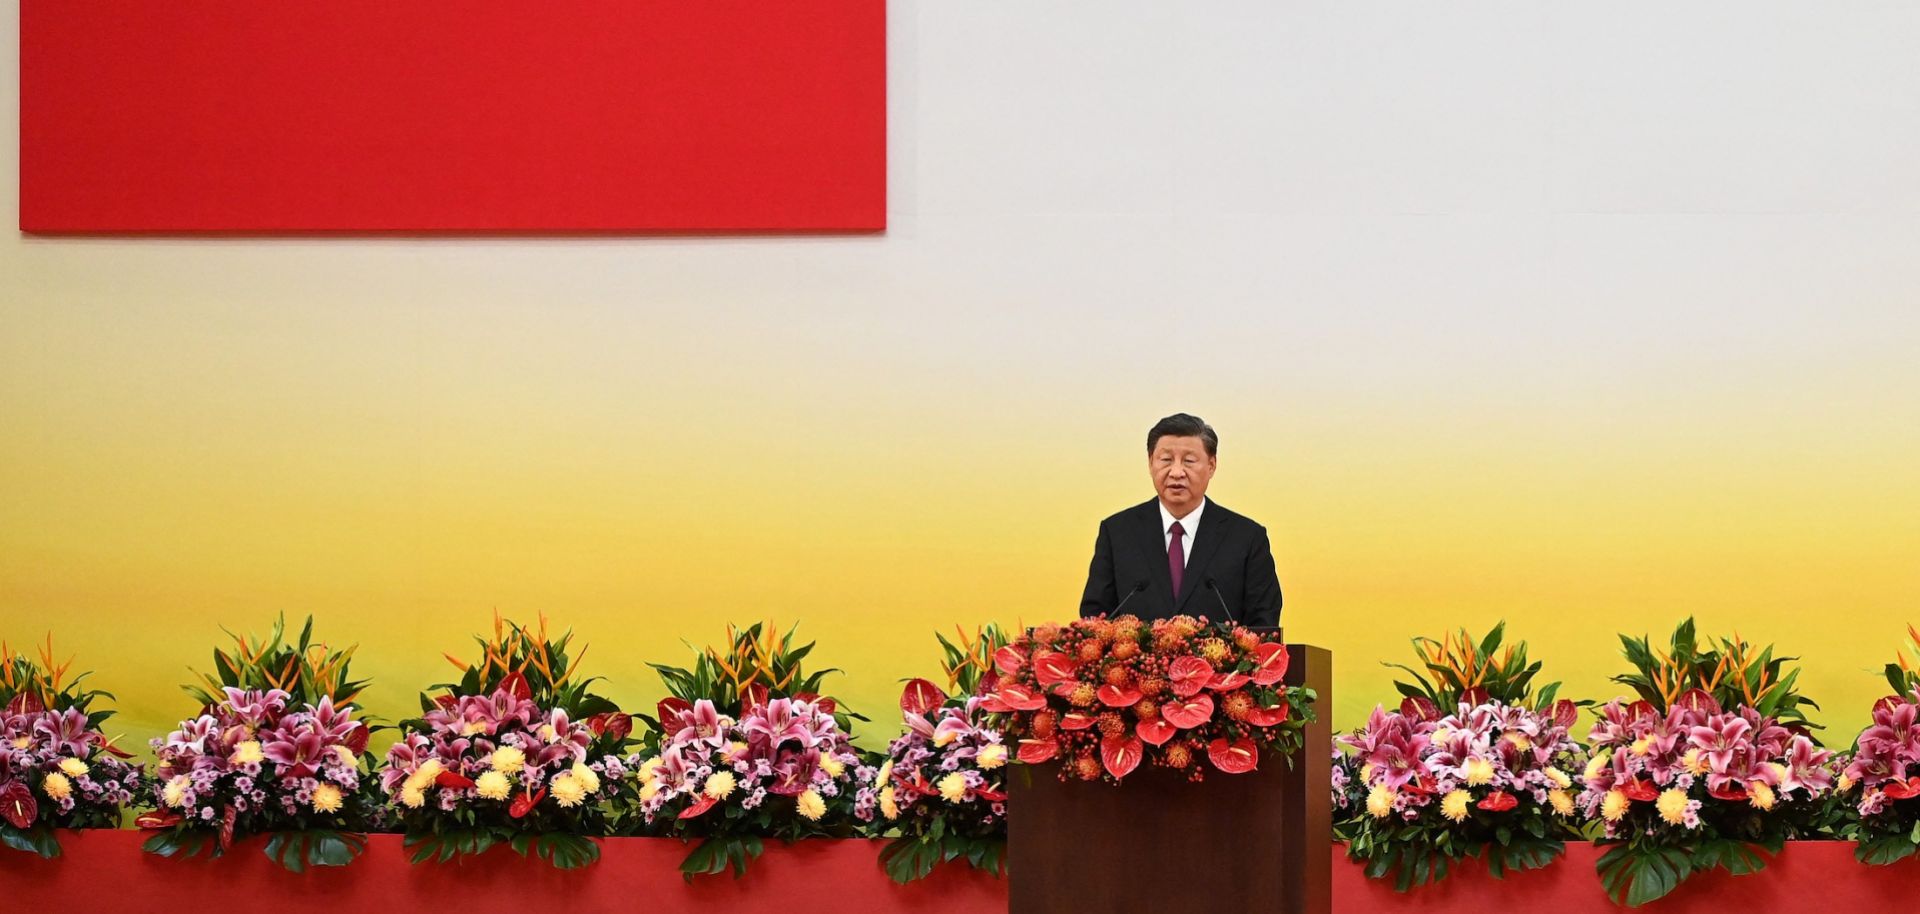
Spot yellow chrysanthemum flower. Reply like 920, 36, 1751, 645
488, 747, 525, 775
1361, 762, 1379, 784
1428, 728, 1452, 746
1584, 751, 1611, 782
1601, 789, 1629, 822
821, 756, 847, 778
400, 786, 426, 808
1505, 732, 1532, 752
1681, 748, 1709, 776
163, 775, 190, 808
1630, 734, 1656, 757
58, 757, 89, 778
334, 745, 357, 766
1656, 788, 1689, 825
938, 772, 968, 803
403, 758, 444, 793
1748, 781, 1776, 811
976, 745, 1008, 770
639, 781, 662, 803
42, 772, 73, 801
876, 759, 894, 788
879, 786, 899, 820
1548, 789, 1574, 816
550, 773, 587, 808
571, 762, 601, 794
1365, 785, 1396, 819
1838, 774, 1855, 792
475, 770, 512, 800
638, 757, 664, 784
231, 740, 265, 765
796, 789, 826, 821
934, 729, 958, 748
1463, 757, 1494, 787
704, 771, 738, 800
311, 783, 343, 813
1440, 790, 1471, 823
1545, 767, 1572, 790
1765, 762, 1790, 785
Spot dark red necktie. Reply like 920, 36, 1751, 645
1168, 520, 1186, 598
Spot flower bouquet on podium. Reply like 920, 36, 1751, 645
141, 615, 379, 871
982, 614, 1312, 782
0, 638, 143, 858
379, 613, 637, 869
1337, 623, 1587, 890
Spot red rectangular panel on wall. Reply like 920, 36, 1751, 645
19, 1, 886, 233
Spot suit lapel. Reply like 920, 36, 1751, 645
1173, 501, 1225, 613
1132, 500, 1175, 608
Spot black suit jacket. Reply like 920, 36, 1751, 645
1079, 498, 1281, 627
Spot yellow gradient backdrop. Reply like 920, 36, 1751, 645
4, 5, 1920, 755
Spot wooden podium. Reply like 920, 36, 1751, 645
1007, 644, 1331, 914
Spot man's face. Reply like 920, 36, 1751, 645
1149, 435, 1216, 516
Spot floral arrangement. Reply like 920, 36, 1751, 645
380, 614, 636, 869
635, 696, 864, 879
637, 621, 866, 879
0, 638, 143, 858
1337, 623, 1587, 890
863, 625, 1012, 884
1840, 625, 1920, 865
982, 615, 1312, 782
141, 617, 378, 871
1584, 620, 1838, 906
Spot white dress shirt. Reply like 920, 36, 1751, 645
1158, 497, 1207, 567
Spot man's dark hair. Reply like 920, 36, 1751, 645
1146, 413, 1218, 457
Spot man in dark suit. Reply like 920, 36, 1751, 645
1079, 413, 1282, 627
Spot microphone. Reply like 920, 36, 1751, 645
1112, 580, 1148, 616
1204, 578, 1237, 624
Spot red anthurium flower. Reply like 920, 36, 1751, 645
993, 644, 1028, 675
813, 697, 837, 714
1707, 781, 1749, 802
678, 794, 718, 819
500, 671, 532, 701
5, 693, 45, 716
743, 683, 770, 710
1136, 717, 1177, 746
1207, 738, 1258, 774
1168, 657, 1215, 697
1461, 687, 1490, 706
1101, 736, 1144, 779
1206, 672, 1251, 692
588, 712, 633, 741
1060, 712, 1096, 731
1622, 779, 1659, 802
1097, 684, 1144, 708
1017, 737, 1059, 764
1627, 699, 1658, 720
1245, 701, 1291, 728
1874, 695, 1905, 717
1550, 699, 1579, 730
974, 787, 1007, 803
993, 684, 1049, 712
657, 696, 692, 725
218, 805, 238, 850
1399, 696, 1439, 723
1883, 777, 1920, 800
1, 782, 38, 829
433, 694, 459, 710
900, 679, 946, 716
1248, 641, 1290, 686
1033, 652, 1078, 687
435, 771, 477, 790
1161, 695, 1215, 730
510, 789, 547, 819
1674, 688, 1721, 716
1476, 791, 1518, 812
135, 810, 183, 830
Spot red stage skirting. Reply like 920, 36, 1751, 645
5, 833, 1916, 912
